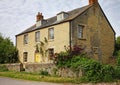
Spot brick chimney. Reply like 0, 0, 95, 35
89, 0, 98, 5
36, 12, 44, 22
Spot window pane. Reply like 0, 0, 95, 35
23, 52, 28, 62
24, 34, 28, 44
78, 25, 83, 39
35, 31, 40, 42
49, 48, 54, 59
49, 28, 54, 39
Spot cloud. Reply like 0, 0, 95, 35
0, 0, 120, 44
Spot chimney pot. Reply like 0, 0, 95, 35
36, 12, 44, 22
89, 0, 98, 5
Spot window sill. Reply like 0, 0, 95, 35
78, 38, 86, 40
23, 62, 27, 64
24, 43, 28, 45
48, 39, 54, 42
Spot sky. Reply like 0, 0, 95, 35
0, 0, 120, 44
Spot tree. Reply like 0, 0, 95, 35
116, 36, 120, 51
115, 36, 120, 65
0, 33, 18, 64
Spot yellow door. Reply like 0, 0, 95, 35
35, 53, 41, 63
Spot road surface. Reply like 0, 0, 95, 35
0, 77, 63, 85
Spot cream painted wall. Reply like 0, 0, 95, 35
16, 22, 70, 63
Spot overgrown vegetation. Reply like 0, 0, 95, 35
115, 36, 120, 66
53, 45, 120, 83
0, 33, 19, 64
39, 69, 49, 76
115, 36, 120, 52
0, 65, 8, 71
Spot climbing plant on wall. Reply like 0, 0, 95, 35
35, 37, 48, 62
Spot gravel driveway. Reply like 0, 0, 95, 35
0, 77, 63, 85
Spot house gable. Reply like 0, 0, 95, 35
70, 2, 115, 64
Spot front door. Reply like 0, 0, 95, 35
35, 53, 41, 63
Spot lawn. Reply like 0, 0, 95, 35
0, 71, 79, 83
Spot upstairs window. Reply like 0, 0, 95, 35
23, 52, 28, 62
24, 34, 28, 44
48, 28, 54, 40
35, 31, 40, 42
78, 25, 84, 39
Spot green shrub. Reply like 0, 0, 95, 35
54, 45, 120, 82
39, 69, 49, 76
101, 65, 114, 82
116, 51, 120, 66
114, 66, 120, 79
55, 54, 116, 82
52, 68, 58, 76
0, 65, 8, 71
55, 51, 70, 68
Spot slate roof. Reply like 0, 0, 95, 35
16, 4, 92, 36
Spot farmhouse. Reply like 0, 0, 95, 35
16, 0, 115, 64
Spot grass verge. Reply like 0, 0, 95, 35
0, 71, 80, 83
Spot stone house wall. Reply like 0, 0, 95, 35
71, 3, 115, 64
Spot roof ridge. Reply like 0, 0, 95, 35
16, 4, 92, 36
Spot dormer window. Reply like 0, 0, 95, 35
36, 20, 47, 27
57, 11, 68, 21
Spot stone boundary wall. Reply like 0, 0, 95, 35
25, 63, 83, 77
25, 63, 56, 75
1, 63, 23, 72
65, 82, 119, 85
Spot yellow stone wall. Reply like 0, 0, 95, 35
16, 3, 115, 64
16, 22, 70, 63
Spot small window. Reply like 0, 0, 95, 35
24, 34, 28, 44
93, 47, 99, 54
48, 48, 54, 59
35, 31, 40, 42
57, 14, 63, 21
48, 28, 54, 40
78, 25, 84, 39
23, 52, 28, 62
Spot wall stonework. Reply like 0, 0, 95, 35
25, 63, 56, 74
71, 3, 115, 64
25, 63, 83, 78
0, 63, 23, 72
16, 22, 70, 63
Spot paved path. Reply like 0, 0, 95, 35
0, 77, 63, 85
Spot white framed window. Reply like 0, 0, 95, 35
48, 28, 54, 40
35, 31, 40, 42
57, 14, 63, 21
78, 25, 84, 39
24, 34, 28, 44
23, 52, 28, 62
